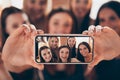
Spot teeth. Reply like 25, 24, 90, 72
96, 25, 103, 32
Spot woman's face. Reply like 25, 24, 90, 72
6, 13, 29, 35
67, 38, 76, 48
79, 44, 89, 57
59, 48, 69, 62
99, 8, 120, 36
71, 0, 91, 18
48, 12, 73, 34
41, 48, 52, 62
49, 37, 59, 49
24, 0, 47, 20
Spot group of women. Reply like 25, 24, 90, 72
0, 0, 120, 80
38, 36, 92, 63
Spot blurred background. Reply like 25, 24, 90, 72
0, 0, 120, 20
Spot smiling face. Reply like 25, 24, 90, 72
67, 37, 76, 48
71, 0, 91, 18
79, 44, 89, 57
59, 48, 70, 62
24, 0, 47, 20
48, 12, 73, 34
6, 13, 29, 35
98, 8, 120, 36
48, 37, 59, 49
41, 48, 52, 62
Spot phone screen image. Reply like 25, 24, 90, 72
35, 34, 94, 64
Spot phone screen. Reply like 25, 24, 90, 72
35, 34, 94, 64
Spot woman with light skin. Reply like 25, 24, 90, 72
58, 45, 79, 63
23, 0, 48, 32
70, 0, 94, 33
0, 6, 41, 80
77, 42, 92, 63
67, 37, 76, 58
48, 37, 59, 60
85, 1, 120, 80
39, 46, 54, 63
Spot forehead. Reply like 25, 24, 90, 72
79, 44, 87, 48
68, 38, 75, 40
99, 8, 118, 18
50, 12, 73, 22
50, 37, 58, 41
41, 48, 50, 53
6, 13, 28, 22
60, 48, 69, 51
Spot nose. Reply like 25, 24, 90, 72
58, 26, 66, 34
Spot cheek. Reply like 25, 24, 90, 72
48, 23, 56, 33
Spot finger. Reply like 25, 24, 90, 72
82, 30, 88, 35
30, 58, 44, 70
85, 56, 103, 76
88, 25, 95, 36
94, 25, 103, 37
11, 24, 30, 38
29, 24, 37, 37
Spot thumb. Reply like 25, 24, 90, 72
28, 57, 44, 71
84, 56, 103, 76
11, 24, 30, 38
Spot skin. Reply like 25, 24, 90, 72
83, 26, 120, 75
48, 12, 73, 34
67, 37, 76, 48
41, 49, 52, 62
6, 13, 29, 35
59, 48, 69, 63
99, 8, 120, 36
48, 37, 59, 49
23, 0, 47, 21
79, 44, 89, 57
71, 0, 91, 19
0, 54, 13, 80
2, 24, 44, 73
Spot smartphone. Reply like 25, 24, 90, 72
35, 34, 94, 64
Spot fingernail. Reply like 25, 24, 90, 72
96, 25, 103, 32
88, 25, 95, 33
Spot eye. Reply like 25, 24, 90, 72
84, 0, 88, 4
43, 53, 46, 56
48, 51, 50, 54
99, 18, 105, 23
109, 16, 116, 21
64, 23, 70, 28
79, 48, 82, 51
23, 21, 27, 24
66, 51, 69, 54
39, 0, 46, 5
30, 0, 35, 3
76, 0, 80, 3
53, 21, 59, 26
13, 24, 19, 29
61, 51, 64, 53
